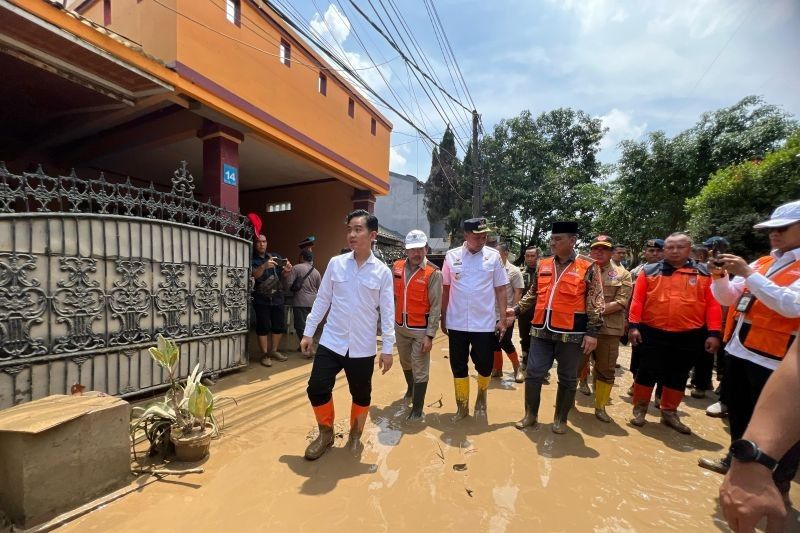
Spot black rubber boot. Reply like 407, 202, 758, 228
552, 385, 576, 434
403, 370, 414, 402
408, 381, 428, 420
515, 380, 542, 430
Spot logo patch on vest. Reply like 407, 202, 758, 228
607, 270, 617, 279
540, 265, 553, 274
688, 276, 697, 286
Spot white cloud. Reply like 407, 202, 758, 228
389, 145, 408, 174
597, 109, 647, 152
548, 0, 628, 31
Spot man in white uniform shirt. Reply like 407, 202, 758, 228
698, 200, 800, 503
441, 217, 509, 420
300, 210, 395, 460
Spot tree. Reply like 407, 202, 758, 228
423, 126, 471, 240
597, 95, 797, 261
686, 130, 800, 258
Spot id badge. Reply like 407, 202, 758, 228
736, 293, 755, 313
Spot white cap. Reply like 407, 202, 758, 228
753, 200, 800, 229
405, 229, 428, 249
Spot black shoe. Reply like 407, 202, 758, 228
408, 381, 428, 420
552, 385, 576, 434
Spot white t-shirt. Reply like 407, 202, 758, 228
442, 244, 509, 332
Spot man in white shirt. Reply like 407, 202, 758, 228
441, 217, 509, 420
299, 209, 395, 460
698, 200, 800, 502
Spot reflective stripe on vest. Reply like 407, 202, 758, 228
393, 259, 436, 329
723, 256, 800, 361
531, 256, 592, 333
640, 263, 712, 331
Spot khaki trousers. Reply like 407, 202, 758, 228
579, 334, 620, 384
396, 325, 430, 383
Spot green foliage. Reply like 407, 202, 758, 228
686, 130, 800, 258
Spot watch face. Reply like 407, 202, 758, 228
731, 439, 758, 461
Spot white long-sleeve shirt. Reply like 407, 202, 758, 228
711, 247, 800, 370
303, 251, 395, 357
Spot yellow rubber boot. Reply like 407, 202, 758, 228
594, 380, 613, 423
454, 377, 470, 421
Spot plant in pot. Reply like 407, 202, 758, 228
130, 335, 226, 462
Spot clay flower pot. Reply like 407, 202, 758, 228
170, 424, 213, 462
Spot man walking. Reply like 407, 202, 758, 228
392, 230, 442, 420
491, 242, 525, 381
518, 247, 540, 379
698, 200, 800, 502
577, 235, 632, 422
510, 221, 604, 434
287, 248, 321, 358
441, 217, 509, 420
300, 210, 395, 460
628, 233, 721, 434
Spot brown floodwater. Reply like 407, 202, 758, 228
57, 337, 798, 532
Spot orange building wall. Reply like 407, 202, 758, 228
79, 0, 390, 192
239, 180, 355, 273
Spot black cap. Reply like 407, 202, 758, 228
298, 235, 316, 248
702, 236, 729, 248
463, 217, 490, 233
645, 238, 664, 249
551, 221, 578, 234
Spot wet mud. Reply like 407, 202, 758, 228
59, 337, 798, 532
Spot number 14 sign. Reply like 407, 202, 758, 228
223, 164, 238, 186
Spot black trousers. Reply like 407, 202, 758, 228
690, 348, 715, 390
448, 329, 495, 378
494, 322, 517, 354
725, 354, 800, 493
292, 306, 311, 341
306, 345, 375, 407
518, 309, 533, 354
634, 325, 704, 391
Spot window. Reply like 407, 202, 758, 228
370, 118, 377, 135
267, 202, 292, 213
279, 40, 291, 67
318, 73, 327, 96
225, 0, 240, 25
103, 0, 111, 25
348, 98, 354, 118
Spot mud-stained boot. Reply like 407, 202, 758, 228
514, 364, 524, 383
520, 351, 528, 372
453, 377, 470, 421
408, 381, 428, 420
594, 381, 613, 423
474, 374, 490, 416
515, 380, 542, 430
403, 370, 414, 404
698, 454, 731, 475
304, 400, 335, 461
630, 403, 648, 427
347, 403, 370, 453
660, 410, 691, 434
552, 385, 576, 434
578, 379, 591, 396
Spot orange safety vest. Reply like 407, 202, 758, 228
531, 256, 593, 333
393, 259, 437, 329
723, 255, 800, 361
639, 262, 714, 332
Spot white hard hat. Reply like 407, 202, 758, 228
405, 229, 428, 249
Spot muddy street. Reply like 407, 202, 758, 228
60, 338, 798, 532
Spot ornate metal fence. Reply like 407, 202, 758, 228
0, 162, 253, 408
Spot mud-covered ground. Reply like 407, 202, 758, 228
60, 336, 798, 532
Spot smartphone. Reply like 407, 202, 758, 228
711, 239, 729, 267
274, 257, 288, 267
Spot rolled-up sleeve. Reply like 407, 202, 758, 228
379, 268, 396, 354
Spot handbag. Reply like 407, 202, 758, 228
254, 270, 281, 297
290, 264, 315, 293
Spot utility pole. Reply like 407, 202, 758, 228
470, 109, 481, 217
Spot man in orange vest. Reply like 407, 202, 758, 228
698, 200, 800, 501
628, 232, 722, 434
393, 230, 442, 420
508, 221, 604, 434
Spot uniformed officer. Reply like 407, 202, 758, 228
441, 218, 509, 420
509, 221, 604, 434
392, 230, 442, 420
577, 235, 632, 422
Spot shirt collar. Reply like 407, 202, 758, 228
771, 247, 800, 261
346, 250, 376, 264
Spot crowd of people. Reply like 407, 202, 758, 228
249, 199, 800, 532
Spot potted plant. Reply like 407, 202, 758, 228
130, 335, 229, 462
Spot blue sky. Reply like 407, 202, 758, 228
285, 0, 800, 178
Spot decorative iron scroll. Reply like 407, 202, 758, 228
0, 161, 253, 240
0, 253, 48, 360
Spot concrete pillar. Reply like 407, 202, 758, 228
198, 121, 244, 213
352, 188, 376, 214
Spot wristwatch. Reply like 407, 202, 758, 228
729, 439, 778, 471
